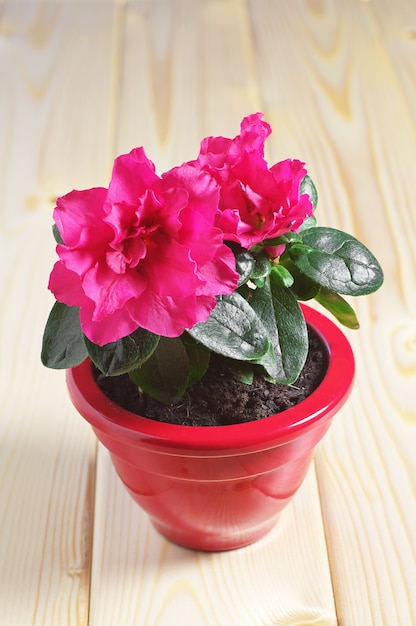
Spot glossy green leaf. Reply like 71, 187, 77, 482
315, 287, 360, 329
248, 280, 281, 380
292, 227, 384, 296
279, 255, 321, 300
85, 327, 160, 376
129, 337, 189, 405
287, 243, 314, 259
52, 224, 64, 245
299, 215, 317, 232
250, 253, 272, 285
181, 334, 211, 387
249, 276, 308, 383
41, 302, 87, 369
263, 231, 302, 247
235, 249, 256, 286
300, 175, 318, 210
270, 264, 294, 288
269, 278, 309, 383
188, 293, 270, 362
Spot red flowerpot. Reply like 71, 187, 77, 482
66, 305, 354, 551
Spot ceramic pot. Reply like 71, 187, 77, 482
66, 305, 354, 551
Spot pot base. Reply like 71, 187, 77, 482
151, 515, 280, 552
110, 444, 316, 552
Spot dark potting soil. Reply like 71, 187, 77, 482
95, 328, 328, 427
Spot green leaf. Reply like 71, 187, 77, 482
188, 293, 270, 362
270, 264, 294, 288
292, 227, 384, 296
181, 334, 211, 386
315, 287, 360, 329
269, 277, 309, 383
235, 249, 256, 286
263, 231, 302, 247
41, 302, 88, 369
248, 276, 308, 383
300, 175, 318, 210
248, 280, 282, 380
129, 337, 189, 405
279, 255, 321, 300
250, 252, 272, 285
85, 327, 160, 376
299, 216, 317, 232
52, 224, 64, 244
287, 243, 314, 259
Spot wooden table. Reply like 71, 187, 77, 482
1, 1, 415, 624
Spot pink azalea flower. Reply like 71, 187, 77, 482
49, 148, 238, 345
194, 113, 314, 248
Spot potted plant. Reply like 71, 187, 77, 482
42, 114, 383, 551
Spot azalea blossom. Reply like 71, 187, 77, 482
42, 112, 384, 412
194, 112, 314, 248
49, 147, 239, 345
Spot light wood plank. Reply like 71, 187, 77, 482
367, 0, 416, 128
0, 224, 95, 626
0, 1, 117, 235
111, 0, 262, 171
249, 1, 416, 623
2, 1, 415, 624
0, 3, 116, 624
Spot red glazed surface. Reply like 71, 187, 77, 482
66, 305, 354, 551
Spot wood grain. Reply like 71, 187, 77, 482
0, 3, 114, 625
112, 0, 261, 171
1, 0, 415, 624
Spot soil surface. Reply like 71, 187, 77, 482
95, 328, 328, 427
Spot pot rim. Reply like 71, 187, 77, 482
66, 304, 354, 452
